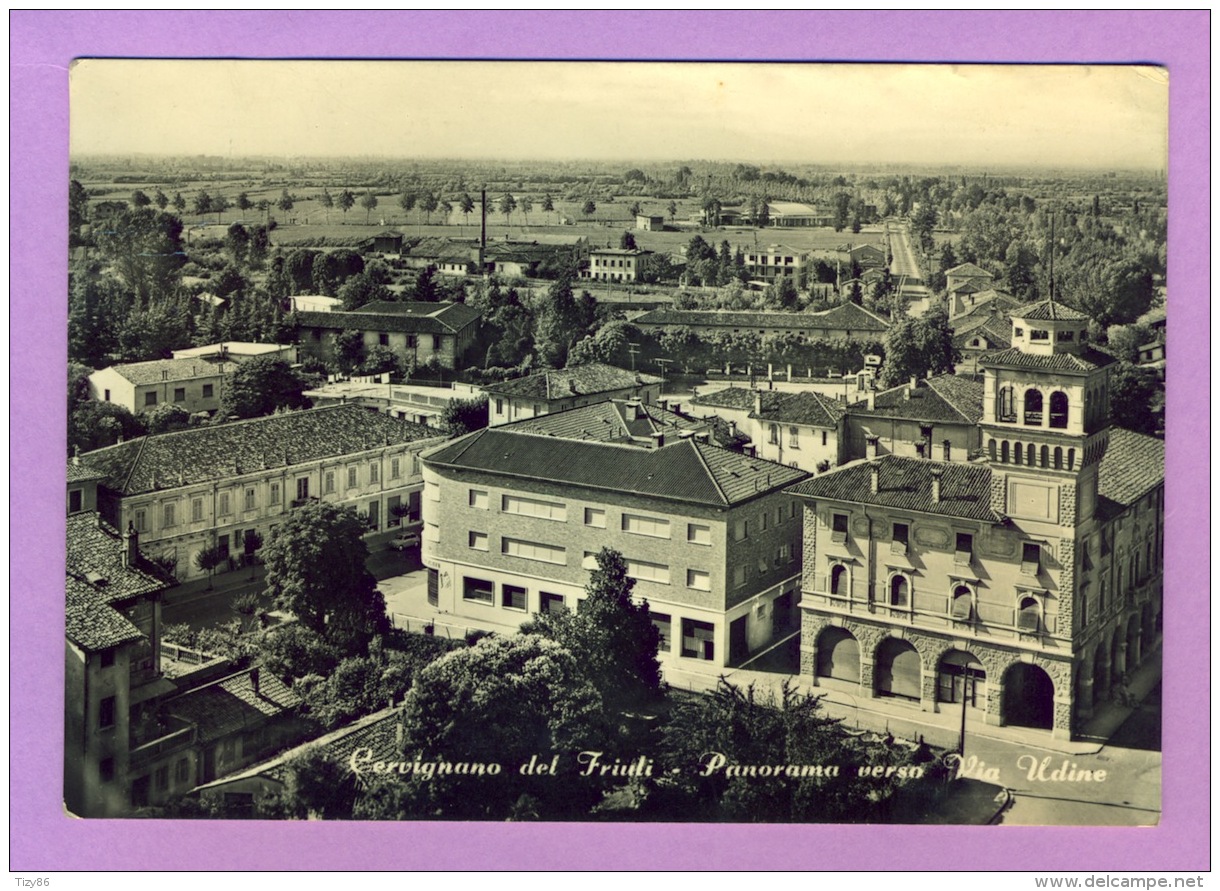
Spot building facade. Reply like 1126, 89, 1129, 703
632, 303, 891, 344
750, 388, 847, 474
844, 374, 984, 464
584, 248, 649, 282
81, 405, 444, 582
421, 427, 808, 670
89, 358, 231, 416
790, 299, 1162, 740
294, 301, 481, 371
480, 363, 662, 427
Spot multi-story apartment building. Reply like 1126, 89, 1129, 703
583, 247, 650, 282
790, 299, 1163, 740
480, 363, 662, 427
89, 358, 231, 416
421, 424, 808, 669
751, 389, 847, 473
741, 244, 808, 283
81, 405, 444, 582
844, 374, 984, 464
294, 300, 481, 371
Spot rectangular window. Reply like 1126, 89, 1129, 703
760, 511, 769, 532
943, 441, 952, 461
956, 533, 973, 565
370, 463, 380, 484
502, 538, 567, 566
163, 502, 177, 528
651, 612, 672, 652
686, 569, 711, 591
681, 619, 716, 661
390, 457, 401, 479
173, 387, 186, 402
822, 431, 828, 447
99, 696, 116, 729
1022, 543, 1041, 576
144, 392, 157, 407
502, 494, 566, 522
406, 335, 418, 348
469, 489, 489, 509
218, 493, 231, 516
831, 513, 849, 543
495, 398, 504, 415
191, 498, 203, 522
202, 384, 214, 398
626, 559, 670, 585
462, 576, 494, 604
769, 424, 779, 445
622, 513, 670, 539
296, 477, 309, 501
155, 765, 169, 791
347, 467, 358, 489
175, 759, 190, 783
103, 389, 111, 402
69, 489, 83, 513
468, 531, 488, 551
733, 564, 747, 588
891, 522, 909, 555
99, 648, 115, 669
540, 592, 565, 614
789, 427, 800, 448
502, 584, 528, 611
324, 472, 335, 495
687, 523, 712, 545
432, 335, 442, 350
379, 332, 390, 346
584, 507, 607, 528
244, 488, 256, 511
269, 484, 281, 506
733, 519, 749, 542
1058, 330, 1075, 342
1030, 329, 1050, 341
777, 543, 793, 564
1014, 327, 1024, 338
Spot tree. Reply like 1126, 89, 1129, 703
192, 190, 213, 221
629, 201, 642, 218
337, 189, 355, 218
171, 192, 187, 215
317, 188, 333, 222
519, 195, 533, 226
420, 191, 440, 226
241, 528, 264, 579
458, 192, 474, 233
523, 547, 661, 714
334, 329, 366, 373
620, 230, 637, 250
877, 309, 959, 388
313, 249, 366, 296
439, 395, 489, 435
237, 192, 253, 216
284, 249, 319, 294
360, 190, 379, 224
412, 265, 441, 303
398, 189, 417, 225
541, 194, 555, 223
277, 189, 295, 216
93, 208, 187, 305
667, 200, 677, 222
68, 400, 147, 455
219, 355, 310, 419
910, 202, 938, 255
69, 179, 90, 232
582, 199, 597, 219
1108, 362, 1163, 437
145, 402, 190, 435
224, 222, 250, 265
377, 634, 607, 820
247, 225, 271, 269
261, 501, 390, 650
338, 266, 391, 311
212, 193, 230, 224
193, 543, 226, 590
499, 193, 517, 227
130, 189, 151, 208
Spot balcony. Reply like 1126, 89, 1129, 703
129, 716, 195, 771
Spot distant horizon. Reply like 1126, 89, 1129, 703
70, 60, 1169, 172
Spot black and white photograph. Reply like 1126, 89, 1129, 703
60, 57, 1172, 831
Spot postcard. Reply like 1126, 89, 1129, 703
11, 10, 1210, 875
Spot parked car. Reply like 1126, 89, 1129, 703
389, 530, 421, 551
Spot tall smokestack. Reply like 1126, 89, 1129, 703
481, 188, 487, 250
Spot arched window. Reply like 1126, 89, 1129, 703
1000, 440, 1010, 463
997, 386, 1015, 422
988, 439, 997, 461
1054, 446, 1063, 469
1024, 389, 1043, 426
1040, 445, 1050, 467
1013, 442, 1023, 465
829, 563, 847, 598
1066, 447, 1075, 470
951, 585, 973, 621
1017, 596, 1041, 632
890, 574, 910, 608
1049, 391, 1069, 428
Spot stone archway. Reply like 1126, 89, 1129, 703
815, 626, 860, 684
937, 650, 986, 714
875, 637, 921, 701
1002, 661, 1055, 730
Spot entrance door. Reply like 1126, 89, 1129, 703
1003, 662, 1055, 729
729, 616, 749, 664
816, 627, 860, 683
876, 638, 921, 700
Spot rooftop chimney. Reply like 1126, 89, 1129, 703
650, 432, 665, 448
754, 389, 763, 417
910, 376, 918, 391
122, 521, 138, 568
250, 667, 261, 697
870, 463, 880, 494
73, 445, 80, 466
866, 434, 880, 459
930, 466, 944, 503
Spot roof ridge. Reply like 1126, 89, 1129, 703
923, 376, 972, 423
688, 439, 730, 506
120, 436, 148, 495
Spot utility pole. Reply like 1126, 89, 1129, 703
627, 342, 640, 372
655, 358, 672, 394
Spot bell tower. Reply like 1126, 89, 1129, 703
979, 299, 1115, 525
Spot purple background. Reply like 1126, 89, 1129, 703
11, 11, 1208, 871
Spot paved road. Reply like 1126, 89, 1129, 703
887, 222, 923, 283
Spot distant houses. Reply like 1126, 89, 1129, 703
295, 300, 482, 371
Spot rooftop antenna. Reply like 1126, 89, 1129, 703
1047, 212, 1056, 304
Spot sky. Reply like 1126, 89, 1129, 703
70, 60, 1168, 170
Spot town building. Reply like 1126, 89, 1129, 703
583, 247, 650, 282
294, 300, 481, 371
632, 302, 891, 344
949, 286, 1017, 321
636, 214, 665, 231
507, 397, 749, 452
370, 230, 405, 254
944, 262, 995, 298
750, 389, 847, 473
88, 358, 232, 416
303, 379, 484, 427
480, 363, 662, 427
421, 425, 809, 669
790, 299, 1161, 740
80, 405, 445, 582
741, 244, 809, 283
289, 294, 343, 313
844, 374, 985, 464
766, 201, 834, 227
953, 310, 1015, 375
171, 341, 298, 364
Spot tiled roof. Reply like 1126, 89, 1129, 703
949, 280, 984, 295
849, 375, 983, 425
167, 669, 300, 744
1012, 299, 1090, 322
296, 301, 481, 334
788, 457, 999, 522
978, 347, 1117, 373
66, 513, 171, 605
590, 248, 647, 257
508, 399, 715, 446
425, 428, 806, 508
82, 405, 439, 496
67, 461, 108, 484
480, 363, 662, 400
633, 302, 891, 333
751, 390, 846, 429
97, 358, 227, 386
691, 387, 757, 411
66, 578, 144, 653
953, 315, 1013, 351
946, 263, 993, 278
1097, 427, 1165, 512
